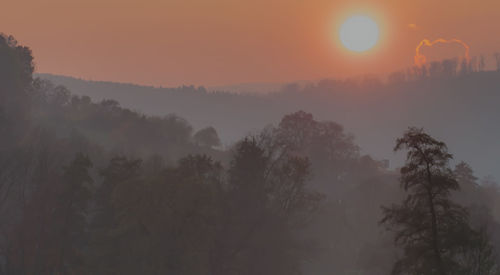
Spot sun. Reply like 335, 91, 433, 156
339, 15, 380, 52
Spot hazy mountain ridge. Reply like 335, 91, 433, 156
37, 71, 500, 179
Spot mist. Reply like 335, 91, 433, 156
2, 26, 500, 275
39, 61, 500, 180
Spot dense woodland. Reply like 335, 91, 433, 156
3, 33, 500, 274
40, 55, 500, 180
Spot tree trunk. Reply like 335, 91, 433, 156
426, 163, 446, 275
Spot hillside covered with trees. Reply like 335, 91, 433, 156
3, 34, 500, 274
39, 56, 500, 180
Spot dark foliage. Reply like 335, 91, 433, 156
382, 128, 498, 275
1, 33, 500, 275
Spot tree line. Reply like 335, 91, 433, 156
2, 33, 500, 274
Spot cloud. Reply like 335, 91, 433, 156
414, 38, 470, 67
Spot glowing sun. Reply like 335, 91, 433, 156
339, 15, 380, 52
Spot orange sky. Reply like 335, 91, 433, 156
2, 0, 500, 86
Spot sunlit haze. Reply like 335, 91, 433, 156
2, 0, 500, 86
2, 1, 500, 274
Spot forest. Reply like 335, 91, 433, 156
39, 57, 500, 180
2, 33, 500, 275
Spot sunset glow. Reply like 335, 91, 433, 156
2, 1, 500, 274
1, 0, 499, 85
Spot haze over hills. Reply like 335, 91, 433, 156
38, 70, 500, 180
4, 0, 500, 272
4, 23, 500, 272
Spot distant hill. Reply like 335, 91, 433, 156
209, 82, 285, 94
36, 71, 500, 179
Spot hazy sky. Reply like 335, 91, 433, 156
2, 0, 500, 86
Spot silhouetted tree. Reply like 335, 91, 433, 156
52, 153, 93, 274
0, 33, 34, 145
457, 228, 499, 275
429, 61, 444, 78
268, 111, 358, 195
381, 128, 477, 275
87, 156, 142, 274
453, 162, 500, 275
442, 59, 458, 77
479, 55, 486, 72
211, 138, 321, 275
453, 162, 481, 206
193, 126, 221, 148
494, 53, 500, 72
